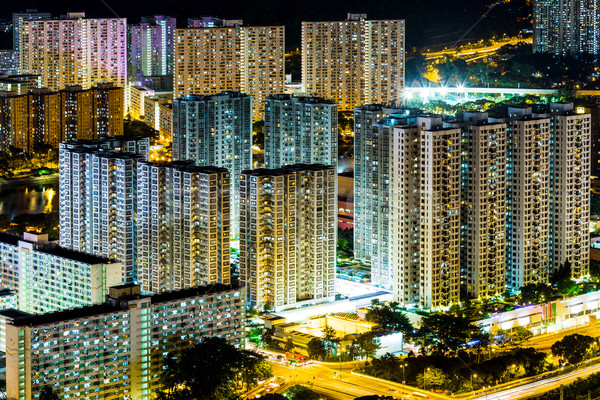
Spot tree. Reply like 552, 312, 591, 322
260, 395, 287, 400
510, 327, 533, 347
286, 385, 320, 400
365, 301, 413, 335
156, 337, 266, 400
416, 367, 449, 390
39, 386, 59, 400
322, 324, 338, 357
285, 338, 295, 352
415, 313, 483, 354
306, 338, 327, 360
519, 283, 555, 305
355, 333, 381, 360
551, 334, 597, 365
262, 327, 275, 349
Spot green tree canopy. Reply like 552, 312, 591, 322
286, 385, 321, 400
354, 332, 381, 360
156, 337, 269, 400
365, 301, 413, 335
415, 313, 483, 354
39, 386, 60, 400
551, 334, 598, 365
306, 337, 327, 360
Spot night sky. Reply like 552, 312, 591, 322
3, 0, 531, 48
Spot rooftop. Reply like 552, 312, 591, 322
242, 164, 334, 177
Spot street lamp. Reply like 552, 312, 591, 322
402, 363, 408, 388
471, 373, 477, 388
424, 367, 430, 391
338, 347, 344, 380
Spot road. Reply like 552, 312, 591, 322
474, 362, 600, 400
269, 362, 450, 400
424, 37, 532, 60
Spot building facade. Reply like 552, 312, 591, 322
12, 9, 51, 51
460, 113, 507, 299
172, 92, 252, 236
504, 108, 551, 292
19, 13, 127, 90
137, 162, 231, 293
59, 138, 149, 284
533, 0, 600, 55
548, 103, 590, 280
302, 14, 405, 111
0, 231, 120, 315
353, 105, 410, 287
0, 83, 123, 152
264, 94, 338, 170
174, 25, 284, 120
6, 284, 245, 400
129, 16, 177, 79
391, 117, 461, 309
240, 165, 336, 311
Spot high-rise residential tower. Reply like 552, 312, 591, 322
174, 25, 284, 120
136, 162, 231, 293
459, 113, 507, 299
548, 103, 590, 280
12, 9, 51, 51
59, 137, 149, 284
533, 0, 600, 55
240, 165, 336, 311
302, 14, 405, 111
502, 107, 551, 292
172, 92, 252, 236
129, 16, 177, 79
391, 116, 461, 309
0, 83, 123, 152
264, 94, 338, 170
353, 105, 407, 287
19, 13, 127, 90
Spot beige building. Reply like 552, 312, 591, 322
460, 113, 507, 299
174, 25, 284, 120
240, 165, 336, 311
0, 83, 123, 152
502, 108, 551, 292
302, 14, 404, 111
19, 13, 127, 91
392, 116, 461, 309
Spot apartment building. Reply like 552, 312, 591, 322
0, 231, 120, 314
172, 92, 252, 236
19, 12, 127, 90
239, 165, 336, 311
302, 14, 404, 111
264, 94, 338, 170
174, 25, 284, 120
391, 116, 461, 309
129, 16, 176, 79
6, 283, 245, 400
137, 162, 230, 293
59, 137, 149, 284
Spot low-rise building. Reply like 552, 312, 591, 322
6, 283, 245, 400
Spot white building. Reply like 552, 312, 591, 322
137, 162, 231, 293
6, 283, 245, 400
59, 137, 149, 284
129, 15, 177, 78
264, 94, 338, 171
547, 103, 590, 279
0, 231, 120, 314
240, 165, 336, 311
172, 92, 252, 236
